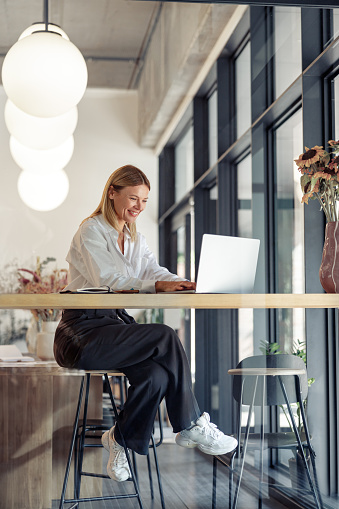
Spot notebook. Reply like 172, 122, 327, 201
173, 234, 260, 294
0, 344, 35, 362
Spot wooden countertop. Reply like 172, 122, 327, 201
0, 292, 338, 309
0, 361, 125, 376
0, 360, 74, 375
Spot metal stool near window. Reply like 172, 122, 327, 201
58, 370, 165, 509
212, 354, 323, 509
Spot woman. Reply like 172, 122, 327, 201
54, 165, 237, 482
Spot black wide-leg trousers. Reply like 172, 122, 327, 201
54, 309, 201, 455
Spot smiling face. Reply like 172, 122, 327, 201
108, 184, 149, 230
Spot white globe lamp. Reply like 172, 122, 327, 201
10, 135, 74, 173
19, 23, 69, 40
18, 169, 69, 211
5, 100, 78, 150
2, 31, 88, 117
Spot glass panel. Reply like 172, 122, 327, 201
274, 6, 302, 99
237, 154, 254, 362
174, 126, 194, 203
235, 42, 251, 139
275, 109, 305, 354
334, 74, 339, 138
176, 225, 186, 279
208, 89, 218, 168
237, 154, 252, 239
175, 225, 187, 346
333, 9, 339, 41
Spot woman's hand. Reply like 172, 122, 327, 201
155, 280, 196, 293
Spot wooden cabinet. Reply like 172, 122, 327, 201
0, 362, 102, 509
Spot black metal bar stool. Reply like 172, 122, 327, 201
58, 370, 165, 508
212, 355, 323, 509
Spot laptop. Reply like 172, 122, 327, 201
174, 234, 260, 294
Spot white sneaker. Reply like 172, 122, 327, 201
175, 412, 238, 455
101, 426, 131, 482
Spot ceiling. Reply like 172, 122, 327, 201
0, 0, 162, 89
0, 0, 242, 147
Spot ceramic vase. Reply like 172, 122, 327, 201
319, 221, 339, 293
25, 316, 38, 354
36, 320, 59, 360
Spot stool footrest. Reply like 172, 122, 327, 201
80, 471, 111, 479
80, 470, 134, 481
64, 493, 139, 504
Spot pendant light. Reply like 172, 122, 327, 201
18, 22, 69, 41
1, 0, 87, 118
10, 135, 74, 174
18, 169, 70, 212
5, 100, 78, 150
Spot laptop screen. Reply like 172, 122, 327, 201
195, 234, 260, 294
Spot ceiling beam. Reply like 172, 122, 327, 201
133, 0, 339, 8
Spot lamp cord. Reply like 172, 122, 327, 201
43, 0, 48, 31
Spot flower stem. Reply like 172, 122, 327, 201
329, 180, 338, 222
316, 193, 330, 222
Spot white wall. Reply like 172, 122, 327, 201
0, 87, 159, 273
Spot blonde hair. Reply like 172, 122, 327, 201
82, 165, 150, 241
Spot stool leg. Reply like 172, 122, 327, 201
132, 450, 139, 486
73, 426, 79, 501
146, 452, 154, 499
229, 452, 236, 509
74, 373, 91, 500
295, 376, 324, 509
150, 433, 166, 509
258, 376, 266, 509
212, 456, 217, 509
279, 376, 323, 509
59, 375, 86, 509
232, 376, 258, 509
104, 374, 145, 509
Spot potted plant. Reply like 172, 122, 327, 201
259, 339, 315, 489
294, 141, 339, 292
17, 256, 68, 358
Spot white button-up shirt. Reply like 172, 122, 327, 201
64, 214, 182, 293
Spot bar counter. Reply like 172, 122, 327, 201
0, 292, 338, 508
0, 292, 338, 309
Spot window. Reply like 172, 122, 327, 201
274, 109, 305, 352
333, 9, 339, 41
170, 206, 194, 370
274, 6, 302, 99
237, 154, 252, 239
334, 74, 339, 137
174, 125, 194, 203
208, 89, 218, 168
237, 154, 254, 361
176, 225, 186, 279
235, 42, 251, 139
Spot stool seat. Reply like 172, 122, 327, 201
228, 367, 306, 376
85, 369, 125, 376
